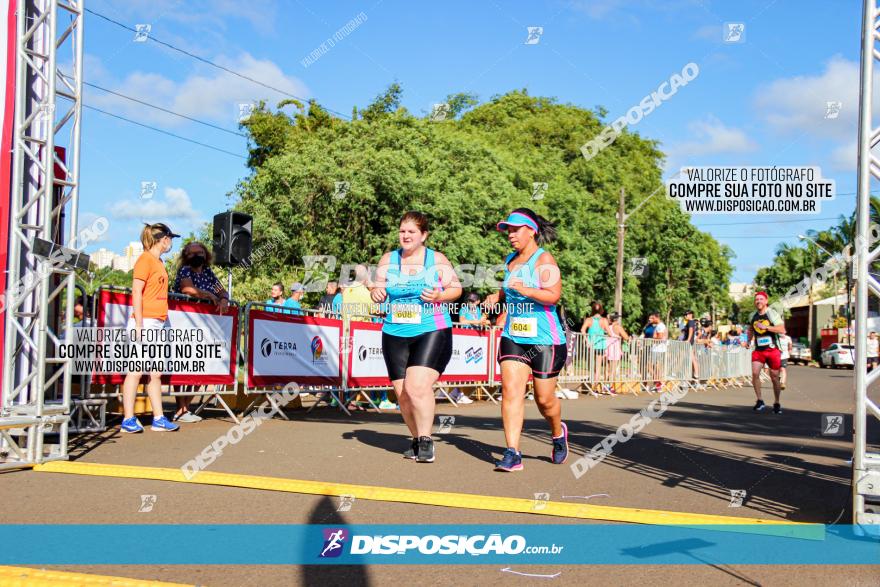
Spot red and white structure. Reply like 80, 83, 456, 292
0, 0, 83, 469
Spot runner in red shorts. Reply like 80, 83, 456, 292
748, 291, 786, 414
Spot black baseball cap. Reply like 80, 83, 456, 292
150, 223, 180, 239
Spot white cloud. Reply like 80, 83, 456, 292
673, 116, 757, 156
828, 140, 880, 173
754, 55, 880, 173
76, 211, 112, 245
665, 116, 756, 171
754, 55, 873, 141
88, 52, 310, 126
110, 186, 202, 225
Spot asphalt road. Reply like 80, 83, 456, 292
2, 365, 878, 586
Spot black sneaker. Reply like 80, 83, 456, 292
403, 437, 418, 459
753, 399, 766, 412
416, 436, 435, 463
773, 403, 782, 414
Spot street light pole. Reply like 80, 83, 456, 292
613, 184, 661, 316
614, 188, 626, 315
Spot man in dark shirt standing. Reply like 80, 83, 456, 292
683, 310, 699, 383
318, 281, 341, 316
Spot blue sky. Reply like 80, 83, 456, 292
78, 0, 863, 283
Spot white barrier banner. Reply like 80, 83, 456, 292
96, 293, 236, 384
249, 311, 342, 385
440, 328, 490, 382
349, 323, 389, 386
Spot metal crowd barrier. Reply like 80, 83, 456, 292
559, 333, 752, 395
241, 303, 501, 415
77, 285, 242, 425
69, 286, 757, 427
241, 302, 354, 417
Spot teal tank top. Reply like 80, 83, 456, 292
587, 315, 607, 351
382, 247, 453, 338
501, 247, 563, 345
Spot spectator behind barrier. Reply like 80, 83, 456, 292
606, 311, 630, 394
459, 292, 489, 327
173, 242, 229, 312
581, 301, 615, 395
648, 311, 668, 392
286, 282, 305, 315
171, 241, 230, 423
265, 282, 287, 313
74, 294, 94, 328
318, 281, 342, 316
341, 264, 375, 323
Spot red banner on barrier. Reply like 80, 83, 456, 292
247, 308, 342, 387
94, 289, 239, 385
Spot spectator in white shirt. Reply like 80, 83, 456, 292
868, 332, 879, 372
778, 333, 792, 390
649, 312, 667, 392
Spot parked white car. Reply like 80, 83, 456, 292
819, 343, 854, 369
789, 342, 812, 365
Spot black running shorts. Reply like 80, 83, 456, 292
381, 328, 453, 381
499, 337, 568, 379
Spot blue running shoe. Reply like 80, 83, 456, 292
151, 415, 180, 432
494, 448, 523, 472
121, 417, 143, 434
552, 421, 569, 464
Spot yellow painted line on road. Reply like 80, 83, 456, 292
33, 461, 823, 539
0, 565, 191, 586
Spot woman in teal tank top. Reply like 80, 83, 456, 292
370, 211, 462, 463
484, 208, 569, 472
580, 301, 616, 395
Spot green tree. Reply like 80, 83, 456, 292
77, 265, 132, 295
232, 86, 733, 332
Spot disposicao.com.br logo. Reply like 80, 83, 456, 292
319, 529, 563, 558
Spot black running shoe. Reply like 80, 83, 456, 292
753, 399, 766, 412
403, 437, 418, 459
416, 436, 435, 463
773, 403, 782, 414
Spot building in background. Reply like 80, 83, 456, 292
91, 248, 115, 269
728, 283, 755, 303
123, 241, 143, 261
111, 255, 135, 272
90, 243, 142, 272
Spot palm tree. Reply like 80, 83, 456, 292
809, 213, 858, 343
778, 241, 816, 345
870, 195, 880, 227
